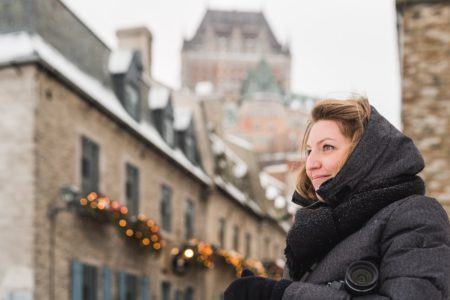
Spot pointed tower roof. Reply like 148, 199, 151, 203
183, 9, 288, 54
241, 59, 284, 98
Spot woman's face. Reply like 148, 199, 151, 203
305, 120, 352, 191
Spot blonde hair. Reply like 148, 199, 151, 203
296, 97, 371, 202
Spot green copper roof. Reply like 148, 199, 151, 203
241, 60, 283, 97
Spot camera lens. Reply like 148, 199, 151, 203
344, 260, 378, 295
350, 267, 373, 284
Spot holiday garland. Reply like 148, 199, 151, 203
76, 192, 164, 252
171, 239, 282, 278
75, 193, 283, 278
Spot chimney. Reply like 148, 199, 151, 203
116, 26, 153, 79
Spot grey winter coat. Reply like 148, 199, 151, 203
283, 108, 450, 299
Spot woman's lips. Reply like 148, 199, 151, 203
312, 175, 330, 181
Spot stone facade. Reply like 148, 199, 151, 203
0, 65, 37, 300
0, 1, 290, 299
397, 0, 450, 214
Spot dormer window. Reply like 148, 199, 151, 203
162, 111, 175, 147
109, 50, 143, 122
175, 108, 199, 165
149, 85, 175, 148
125, 83, 140, 120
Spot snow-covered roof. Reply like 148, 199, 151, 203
174, 107, 192, 131
210, 133, 248, 178
214, 176, 263, 215
225, 134, 253, 150
149, 84, 170, 109
108, 49, 133, 74
0, 32, 210, 185
263, 163, 289, 174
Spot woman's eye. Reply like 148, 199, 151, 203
323, 144, 335, 151
306, 149, 311, 156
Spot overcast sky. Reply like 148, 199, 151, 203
63, 0, 401, 127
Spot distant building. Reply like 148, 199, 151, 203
181, 9, 291, 101
396, 0, 450, 214
0, 1, 290, 300
226, 60, 313, 164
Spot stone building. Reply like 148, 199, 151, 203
396, 0, 450, 214
0, 1, 290, 300
180, 9, 314, 169
181, 9, 291, 101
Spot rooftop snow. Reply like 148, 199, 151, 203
214, 176, 262, 215
108, 49, 133, 74
174, 107, 192, 131
149, 84, 170, 109
225, 134, 253, 150
0, 31, 210, 185
210, 133, 248, 178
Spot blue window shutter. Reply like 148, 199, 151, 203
118, 272, 126, 300
102, 267, 112, 300
141, 276, 150, 300
71, 260, 82, 300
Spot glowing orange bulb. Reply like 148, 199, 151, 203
97, 203, 105, 210
80, 198, 87, 205
111, 201, 119, 209
150, 226, 159, 233
87, 192, 97, 201
142, 238, 150, 246
120, 207, 128, 214
151, 235, 158, 242
119, 219, 127, 227
146, 220, 154, 227
126, 229, 134, 237
153, 243, 161, 250
90, 202, 97, 209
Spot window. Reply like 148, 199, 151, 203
185, 200, 195, 240
81, 136, 99, 194
163, 110, 175, 147
141, 277, 150, 300
243, 36, 256, 51
124, 83, 140, 121
233, 225, 240, 252
218, 218, 226, 248
185, 287, 194, 300
161, 185, 172, 232
71, 261, 98, 300
118, 272, 138, 300
102, 267, 112, 300
217, 34, 229, 50
161, 282, 171, 300
264, 237, 271, 259
185, 132, 197, 164
245, 233, 252, 258
126, 163, 139, 216
175, 289, 183, 300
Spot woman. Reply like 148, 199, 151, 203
224, 98, 450, 299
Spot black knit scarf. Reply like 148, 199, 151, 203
284, 175, 425, 281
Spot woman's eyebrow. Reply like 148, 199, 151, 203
306, 138, 336, 147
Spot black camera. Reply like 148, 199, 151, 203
344, 260, 379, 295
327, 260, 379, 295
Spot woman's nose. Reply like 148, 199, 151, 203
306, 155, 321, 170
